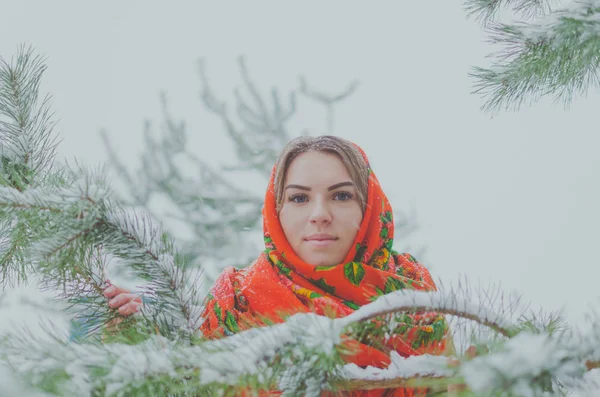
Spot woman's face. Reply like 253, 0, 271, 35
279, 151, 363, 267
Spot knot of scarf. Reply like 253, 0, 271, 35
200, 145, 449, 396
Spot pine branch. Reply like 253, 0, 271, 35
468, 1, 600, 112
0, 166, 114, 335
0, 44, 61, 187
435, 276, 532, 354
5, 284, 595, 396
463, 0, 556, 22
100, 203, 204, 339
0, 220, 32, 288
0, 45, 63, 289
340, 289, 517, 338
0, 161, 203, 340
1, 313, 342, 396
461, 332, 582, 395
0, 180, 97, 288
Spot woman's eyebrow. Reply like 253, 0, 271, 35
328, 181, 354, 191
285, 184, 310, 191
284, 181, 354, 191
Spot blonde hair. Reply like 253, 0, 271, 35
274, 135, 369, 213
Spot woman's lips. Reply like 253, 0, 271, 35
304, 235, 338, 248
305, 239, 337, 247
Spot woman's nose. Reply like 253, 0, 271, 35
309, 201, 332, 224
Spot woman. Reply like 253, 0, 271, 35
105, 135, 454, 396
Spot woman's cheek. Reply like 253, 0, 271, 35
340, 206, 362, 227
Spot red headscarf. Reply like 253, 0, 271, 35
200, 143, 448, 396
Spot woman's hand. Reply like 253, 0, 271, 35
103, 281, 142, 316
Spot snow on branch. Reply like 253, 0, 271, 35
0, 166, 109, 288
462, 332, 583, 396
1, 288, 510, 396
339, 289, 516, 337
1, 312, 341, 396
0, 159, 203, 339
337, 353, 453, 392
5, 281, 600, 396
514, 0, 600, 41
469, 0, 600, 112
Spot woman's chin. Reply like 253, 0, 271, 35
303, 255, 341, 268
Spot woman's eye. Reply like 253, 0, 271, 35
289, 194, 308, 204
334, 191, 353, 201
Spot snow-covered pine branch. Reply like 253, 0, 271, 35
4, 284, 573, 396
0, 284, 69, 397
0, 288, 497, 396
100, 203, 204, 339
0, 45, 62, 288
467, 0, 600, 112
0, 158, 203, 340
339, 289, 517, 337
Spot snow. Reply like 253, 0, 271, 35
0, 310, 340, 394
0, 283, 71, 342
197, 312, 343, 385
0, 363, 50, 397
461, 332, 584, 396
340, 352, 452, 381
0, 123, 30, 163
0, 186, 74, 208
0, 284, 72, 395
569, 369, 600, 397
103, 338, 178, 396
517, 0, 600, 43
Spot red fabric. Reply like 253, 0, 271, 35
200, 144, 449, 396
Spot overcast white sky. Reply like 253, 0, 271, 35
2, 1, 599, 325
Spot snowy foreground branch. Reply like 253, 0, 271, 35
0, 290, 463, 396
5, 286, 600, 396
338, 288, 516, 337
0, 171, 202, 340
